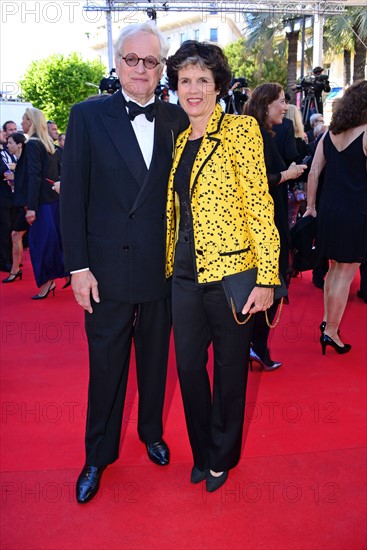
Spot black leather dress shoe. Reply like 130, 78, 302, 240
146, 440, 170, 466
76, 465, 106, 504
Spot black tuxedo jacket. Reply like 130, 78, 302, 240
60, 91, 189, 303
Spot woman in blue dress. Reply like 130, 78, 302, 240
22, 108, 65, 299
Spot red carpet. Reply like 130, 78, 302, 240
1, 251, 366, 549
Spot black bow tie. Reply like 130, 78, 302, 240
128, 101, 156, 122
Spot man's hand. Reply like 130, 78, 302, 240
242, 287, 274, 315
71, 270, 100, 314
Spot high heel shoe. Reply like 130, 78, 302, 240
32, 281, 56, 300
206, 471, 228, 493
320, 321, 340, 336
320, 334, 351, 355
2, 270, 22, 283
249, 348, 282, 371
191, 466, 207, 484
62, 277, 71, 289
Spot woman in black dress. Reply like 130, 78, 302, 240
305, 80, 367, 354
244, 83, 307, 370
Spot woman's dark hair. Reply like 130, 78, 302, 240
166, 40, 232, 99
8, 132, 26, 146
329, 80, 367, 134
243, 82, 283, 133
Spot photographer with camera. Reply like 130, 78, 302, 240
224, 77, 249, 114
310, 66, 331, 114
99, 68, 121, 94
293, 66, 330, 126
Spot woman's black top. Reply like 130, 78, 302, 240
23, 137, 60, 210
260, 127, 289, 280
174, 137, 202, 233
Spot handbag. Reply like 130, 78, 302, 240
290, 216, 319, 272
222, 268, 288, 327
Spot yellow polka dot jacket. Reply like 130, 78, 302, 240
166, 103, 281, 286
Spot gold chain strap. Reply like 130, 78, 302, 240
231, 297, 284, 328
265, 298, 284, 328
230, 298, 252, 325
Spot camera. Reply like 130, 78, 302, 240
99, 69, 121, 94
295, 73, 329, 98
155, 84, 169, 97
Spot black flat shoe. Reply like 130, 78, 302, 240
249, 348, 282, 372
146, 440, 170, 466
320, 334, 351, 355
206, 471, 228, 493
2, 270, 22, 283
191, 466, 207, 484
76, 465, 106, 504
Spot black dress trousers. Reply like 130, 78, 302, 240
84, 297, 171, 467
172, 232, 254, 472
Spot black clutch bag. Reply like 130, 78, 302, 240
222, 268, 288, 327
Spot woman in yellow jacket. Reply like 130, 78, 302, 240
166, 41, 280, 492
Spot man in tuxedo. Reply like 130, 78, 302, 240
60, 22, 188, 504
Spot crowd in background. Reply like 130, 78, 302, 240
1, 76, 366, 311
0, 114, 67, 297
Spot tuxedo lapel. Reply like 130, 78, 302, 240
100, 92, 147, 188
130, 101, 181, 212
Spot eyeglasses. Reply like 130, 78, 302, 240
119, 53, 164, 69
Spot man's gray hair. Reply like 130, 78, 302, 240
310, 113, 324, 128
314, 123, 328, 139
114, 22, 169, 61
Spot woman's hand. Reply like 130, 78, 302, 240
288, 162, 307, 179
303, 205, 317, 218
3, 171, 13, 181
26, 209, 36, 225
242, 287, 274, 315
52, 181, 60, 194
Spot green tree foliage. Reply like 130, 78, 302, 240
224, 38, 287, 89
224, 39, 255, 83
20, 53, 106, 130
